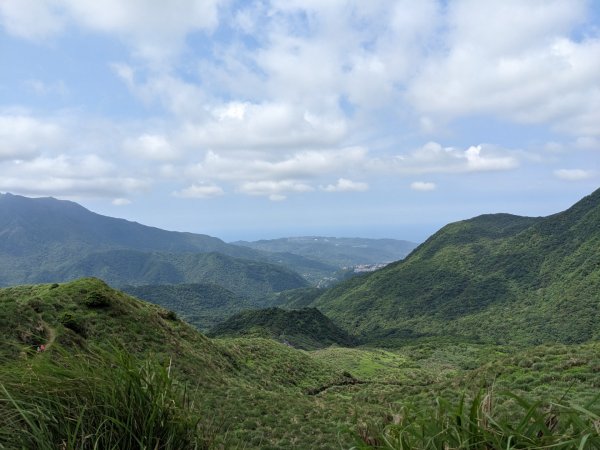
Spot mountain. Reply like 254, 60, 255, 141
0, 193, 307, 295
233, 236, 418, 268
40, 249, 307, 298
122, 282, 253, 331
0, 192, 256, 257
208, 307, 357, 350
312, 188, 600, 346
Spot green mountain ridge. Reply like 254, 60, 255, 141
312, 187, 600, 346
0, 193, 313, 295
39, 249, 308, 298
208, 307, 357, 350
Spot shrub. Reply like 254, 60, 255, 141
84, 292, 111, 308
60, 312, 87, 336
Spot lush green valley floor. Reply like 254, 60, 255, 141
1, 279, 599, 449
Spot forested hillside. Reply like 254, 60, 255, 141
313, 188, 600, 346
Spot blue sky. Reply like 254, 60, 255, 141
1, 0, 599, 242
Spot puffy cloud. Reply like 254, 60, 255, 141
321, 178, 368, 192
410, 181, 436, 192
180, 101, 347, 151
0, 0, 222, 62
0, 174, 148, 198
187, 147, 367, 183
0, 114, 65, 160
238, 180, 313, 200
112, 198, 132, 206
553, 169, 594, 181
0, 154, 148, 198
0, 0, 65, 40
123, 134, 180, 161
408, 0, 600, 136
371, 142, 519, 175
173, 183, 224, 199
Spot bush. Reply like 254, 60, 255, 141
60, 312, 87, 336
84, 292, 111, 308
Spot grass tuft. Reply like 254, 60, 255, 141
0, 345, 216, 450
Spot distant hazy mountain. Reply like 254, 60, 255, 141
0, 193, 307, 295
233, 236, 418, 268
312, 187, 600, 346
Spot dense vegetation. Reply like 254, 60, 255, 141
122, 282, 251, 331
1, 275, 600, 448
312, 188, 600, 346
208, 307, 357, 350
0, 193, 318, 290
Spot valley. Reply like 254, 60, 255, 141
1, 189, 599, 448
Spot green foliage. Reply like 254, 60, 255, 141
0, 193, 310, 294
353, 390, 600, 449
1, 278, 600, 449
123, 282, 254, 331
313, 188, 600, 347
0, 346, 213, 450
208, 307, 357, 350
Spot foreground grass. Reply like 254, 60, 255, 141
0, 346, 215, 450
353, 390, 600, 449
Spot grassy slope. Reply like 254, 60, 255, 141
313, 188, 600, 346
1, 278, 599, 448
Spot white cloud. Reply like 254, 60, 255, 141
0, 174, 148, 198
410, 181, 436, 192
112, 198, 132, 206
0, 114, 65, 160
187, 147, 367, 183
553, 169, 594, 181
408, 0, 600, 136
0, 0, 65, 40
123, 134, 179, 161
0, 0, 222, 63
180, 101, 347, 151
238, 180, 313, 198
371, 142, 519, 175
173, 183, 224, 199
321, 178, 368, 192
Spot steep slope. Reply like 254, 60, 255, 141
208, 307, 357, 350
0, 278, 340, 387
234, 236, 418, 268
313, 188, 600, 346
122, 282, 252, 331
0, 193, 256, 257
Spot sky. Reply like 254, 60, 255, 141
1, 0, 599, 242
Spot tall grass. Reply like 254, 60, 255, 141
354, 389, 600, 449
0, 346, 216, 450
